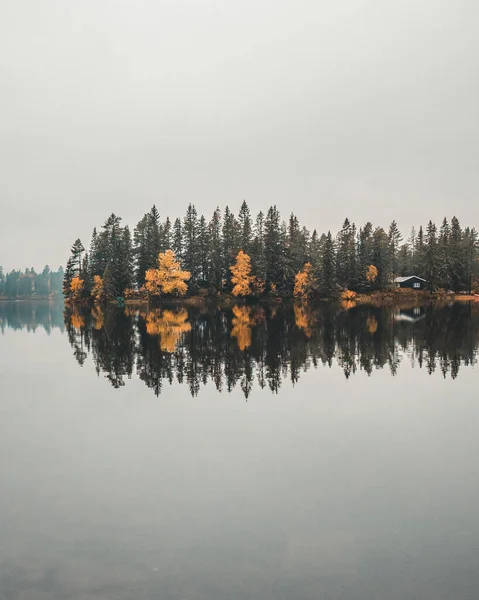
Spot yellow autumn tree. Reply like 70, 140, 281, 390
230, 251, 254, 297
145, 250, 191, 297
294, 262, 317, 299
91, 275, 105, 302
70, 276, 84, 301
145, 308, 192, 352
366, 264, 378, 283
231, 305, 253, 350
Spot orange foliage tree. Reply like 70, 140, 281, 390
341, 289, 357, 301
366, 264, 378, 283
70, 276, 84, 301
230, 251, 255, 297
145, 250, 191, 297
293, 263, 317, 299
91, 275, 105, 302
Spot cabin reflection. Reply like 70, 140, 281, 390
394, 306, 426, 323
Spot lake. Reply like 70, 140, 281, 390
1, 300, 479, 600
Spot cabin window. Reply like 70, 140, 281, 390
413, 282, 420, 289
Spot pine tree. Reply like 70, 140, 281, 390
162, 217, 172, 251
438, 218, 451, 288
182, 203, 200, 285
251, 211, 266, 281
388, 220, 402, 279
321, 232, 336, 298
450, 217, 464, 292
63, 257, 75, 298
423, 221, 439, 291
172, 218, 183, 260
70, 239, 85, 274
372, 227, 390, 290
208, 208, 223, 291
133, 215, 150, 287
358, 222, 373, 289
147, 205, 162, 266
222, 206, 239, 286
336, 218, 357, 290
264, 205, 282, 290
238, 200, 253, 254
198, 215, 209, 284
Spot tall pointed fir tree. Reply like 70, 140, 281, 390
172, 218, 183, 261
238, 200, 253, 254
208, 208, 223, 292
321, 232, 337, 298
182, 203, 200, 286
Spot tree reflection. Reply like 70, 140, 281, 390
60, 301, 479, 397
145, 308, 192, 352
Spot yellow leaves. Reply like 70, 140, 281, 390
70, 310, 85, 330
340, 289, 357, 310
230, 251, 254, 297
366, 264, 378, 283
367, 316, 378, 334
92, 275, 104, 302
294, 263, 317, 299
145, 308, 192, 352
294, 303, 316, 338
231, 305, 253, 350
123, 287, 135, 298
70, 276, 84, 300
145, 250, 191, 297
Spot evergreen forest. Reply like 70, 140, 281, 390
58, 202, 479, 301
0, 265, 64, 299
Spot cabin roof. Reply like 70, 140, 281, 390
394, 276, 427, 283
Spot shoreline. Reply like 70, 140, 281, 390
3, 290, 479, 306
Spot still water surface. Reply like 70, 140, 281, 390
1, 300, 479, 599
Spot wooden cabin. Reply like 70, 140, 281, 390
394, 276, 427, 290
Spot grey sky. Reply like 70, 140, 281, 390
1, 0, 478, 271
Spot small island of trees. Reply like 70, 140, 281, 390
62, 202, 479, 303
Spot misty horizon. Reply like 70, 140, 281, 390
2, 0, 479, 271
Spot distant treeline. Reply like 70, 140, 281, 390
0, 265, 64, 299
63, 202, 479, 301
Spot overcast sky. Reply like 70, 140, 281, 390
1, 0, 478, 271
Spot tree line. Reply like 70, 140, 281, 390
0, 265, 64, 299
63, 202, 479, 301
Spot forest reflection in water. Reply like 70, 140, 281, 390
57, 300, 479, 397
2, 300, 478, 396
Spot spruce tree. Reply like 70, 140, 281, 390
208, 208, 223, 291
424, 221, 439, 291
388, 220, 402, 279
238, 200, 253, 254
182, 203, 200, 285
264, 205, 282, 290
172, 218, 183, 260
321, 232, 336, 298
